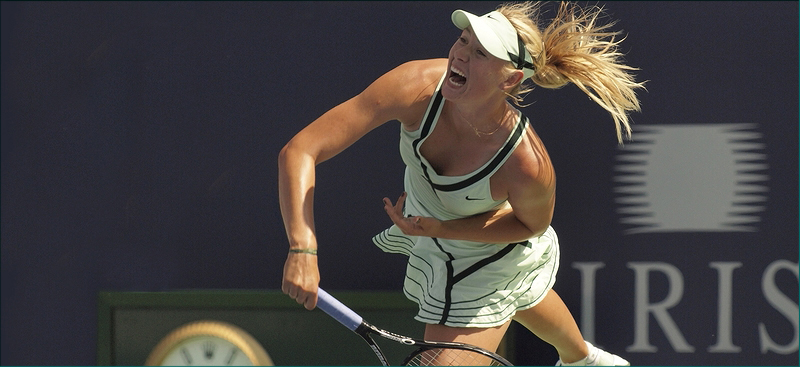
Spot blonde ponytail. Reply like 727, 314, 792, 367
498, 1, 646, 142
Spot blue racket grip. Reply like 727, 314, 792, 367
316, 288, 364, 331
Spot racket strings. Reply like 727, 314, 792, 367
403, 348, 506, 366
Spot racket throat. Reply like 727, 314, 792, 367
356, 323, 391, 366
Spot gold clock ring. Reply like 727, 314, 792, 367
145, 320, 273, 366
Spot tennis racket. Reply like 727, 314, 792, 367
316, 287, 513, 366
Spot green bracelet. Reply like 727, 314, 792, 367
289, 248, 318, 255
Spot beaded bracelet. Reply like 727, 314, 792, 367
289, 248, 318, 255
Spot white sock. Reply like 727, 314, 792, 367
584, 341, 601, 365
558, 341, 597, 366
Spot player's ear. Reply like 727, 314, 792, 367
501, 69, 524, 91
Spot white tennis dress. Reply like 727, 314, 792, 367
372, 74, 560, 327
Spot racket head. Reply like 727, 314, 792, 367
401, 346, 513, 366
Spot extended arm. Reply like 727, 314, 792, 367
279, 60, 445, 309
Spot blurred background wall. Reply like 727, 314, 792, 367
1, 1, 797, 365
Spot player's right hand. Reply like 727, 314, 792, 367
281, 251, 320, 310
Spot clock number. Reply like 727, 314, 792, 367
180, 347, 193, 365
225, 348, 239, 365
202, 341, 216, 359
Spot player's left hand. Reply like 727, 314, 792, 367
383, 192, 442, 237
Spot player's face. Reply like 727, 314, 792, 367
442, 28, 510, 102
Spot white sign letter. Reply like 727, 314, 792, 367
627, 262, 695, 353
708, 262, 743, 353
572, 262, 606, 344
759, 260, 799, 354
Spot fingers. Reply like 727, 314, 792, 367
281, 280, 299, 301
282, 282, 318, 310
383, 192, 407, 218
396, 191, 407, 209
382, 197, 393, 212
303, 293, 318, 310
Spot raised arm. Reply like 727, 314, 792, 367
279, 60, 445, 309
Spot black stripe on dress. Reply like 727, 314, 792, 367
452, 241, 525, 284
412, 90, 444, 187
430, 116, 529, 192
437, 240, 527, 324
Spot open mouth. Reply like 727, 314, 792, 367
449, 66, 467, 86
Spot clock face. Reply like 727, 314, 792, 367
146, 320, 273, 366
160, 336, 254, 366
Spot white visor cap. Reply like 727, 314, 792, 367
451, 10, 535, 80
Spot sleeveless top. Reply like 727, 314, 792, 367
399, 74, 529, 221
371, 73, 559, 327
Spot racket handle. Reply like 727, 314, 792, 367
316, 288, 364, 331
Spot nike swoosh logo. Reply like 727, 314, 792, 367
465, 196, 484, 201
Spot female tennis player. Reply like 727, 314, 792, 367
280, 2, 644, 365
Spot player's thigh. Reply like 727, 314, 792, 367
423, 321, 511, 352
